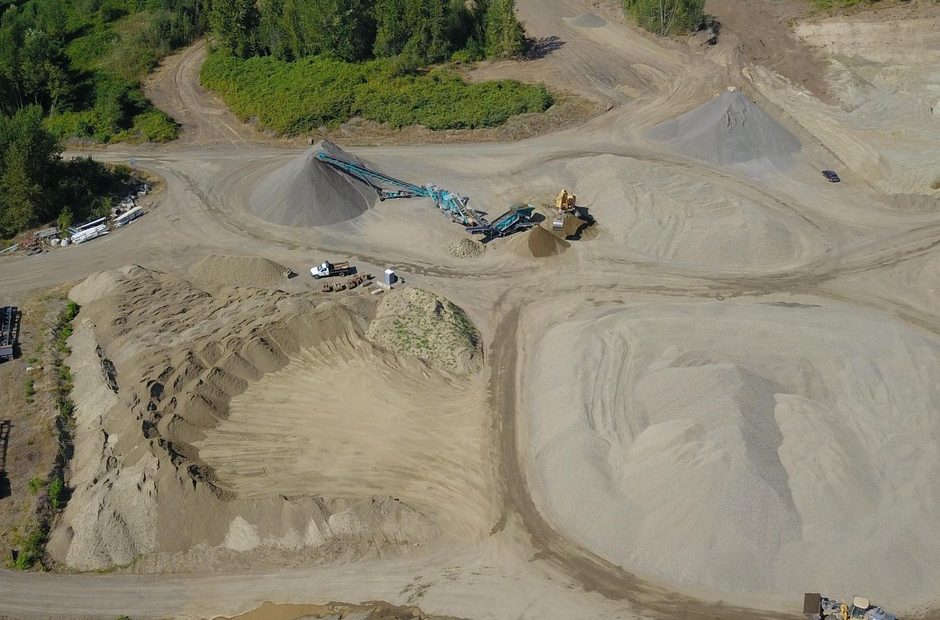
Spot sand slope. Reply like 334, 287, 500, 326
249, 141, 377, 227
50, 266, 487, 571
649, 90, 801, 167
527, 301, 940, 603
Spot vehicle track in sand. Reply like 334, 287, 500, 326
2, 0, 940, 618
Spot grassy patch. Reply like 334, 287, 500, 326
201, 50, 553, 135
27, 477, 45, 495
11, 301, 80, 570
11, 523, 47, 570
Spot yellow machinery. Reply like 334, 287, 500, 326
552, 188, 577, 231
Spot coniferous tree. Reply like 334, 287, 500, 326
373, 0, 408, 57
210, 0, 258, 57
485, 0, 524, 58
622, 0, 704, 35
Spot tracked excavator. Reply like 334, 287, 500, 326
552, 188, 577, 231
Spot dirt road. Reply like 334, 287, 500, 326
1, 1, 939, 618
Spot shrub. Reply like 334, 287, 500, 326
48, 476, 64, 510
12, 525, 47, 569
200, 50, 553, 135
27, 477, 45, 494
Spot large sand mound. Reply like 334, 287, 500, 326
506, 225, 570, 258
249, 140, 376, 227
188, 255, 293, 288
649, 90, 801, 166
527, 300, 940, 604
50, 268, 485, 571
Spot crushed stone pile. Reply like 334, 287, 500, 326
448, 237, 486, 259
367, 288, 482, 374
188, 255, 294, 288
507, 225, 570, 258
249, 140, 376, 227
649, 90, 801, 166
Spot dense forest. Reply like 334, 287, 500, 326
0, 0, 207, 141
210, 0, 526, 64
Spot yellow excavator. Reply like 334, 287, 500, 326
552, 188, 578, 231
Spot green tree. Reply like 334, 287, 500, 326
373, 0, 408, 57
484, 0, 524, 59
57, 204, 72, 237
280, 0, 374, 62
623, 0, 704, 35
0, 5, 26, 112
210, 0, 258, 57
0, 105, 61, 236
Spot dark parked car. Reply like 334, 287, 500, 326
822, 170, 841, 183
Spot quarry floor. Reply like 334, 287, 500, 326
1, 0, 939, 618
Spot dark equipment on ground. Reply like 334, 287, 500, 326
1, 306, 19, 362
822, 170, 841, 183
804, 592, 897, 620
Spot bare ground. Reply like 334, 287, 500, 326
2, 0, 940, 618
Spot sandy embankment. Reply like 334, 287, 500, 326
50, 260, 491, 572
525, 299, 940, 605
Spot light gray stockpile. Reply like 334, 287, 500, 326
249, 140, 377, 227
649, 90, 801, 166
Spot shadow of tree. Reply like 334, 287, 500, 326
525, 36, 566, 60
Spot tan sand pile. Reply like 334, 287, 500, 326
188, 255, 294, 288
538, 154, 823, 270
249, 140, 376, 227
507, 225, 570, 258
526, 300, 940, 605
448, 237, 486, 259
648, 90, 801, 167
68, 264, 150, 306
367, 288, 482, 375
50, 267, 472, 571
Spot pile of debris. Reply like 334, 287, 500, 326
322, 273, 374, 293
